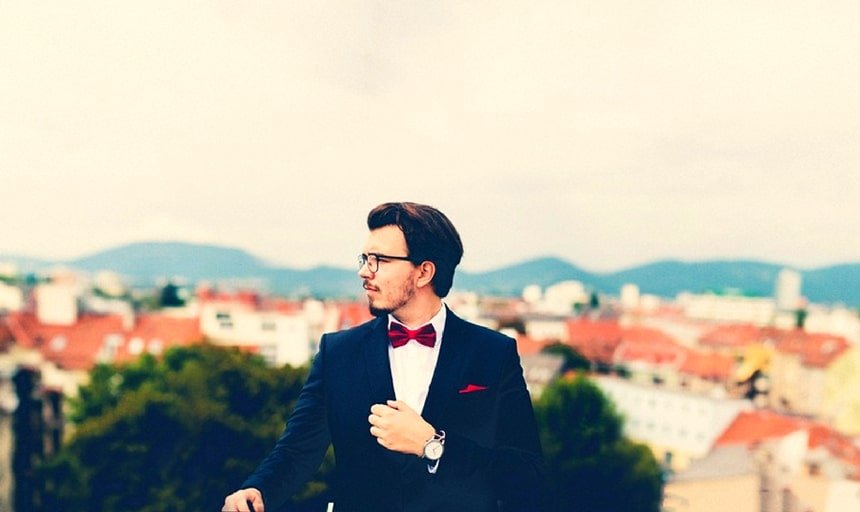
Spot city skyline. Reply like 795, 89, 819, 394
1, 238, 857, 275
2, 1, 858, 272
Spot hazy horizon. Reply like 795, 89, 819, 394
2, 238, 856, 275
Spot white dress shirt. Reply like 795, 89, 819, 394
387, 305, 446, 414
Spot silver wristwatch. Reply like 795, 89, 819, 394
422, 430, 446, 473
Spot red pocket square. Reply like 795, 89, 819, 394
458, 384, 489, 394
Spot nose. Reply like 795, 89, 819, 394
358, 261, 373, 279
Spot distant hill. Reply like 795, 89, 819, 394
70, 242, 359, 297
1, 242, 858, 306
0, 254, 54, 274
598, 260, 784, 298
71, 242, 270, 281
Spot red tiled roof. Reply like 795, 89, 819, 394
7, 312, 202, 371
9, 312, 125, 370
716, 409, 808, 446
613, 338, 687, 366
516, 334, 549, 356
113, 314, 202, 364
566, 319, 623, 364
807, 424, 860, 468
699, 324, 765, 349
772, 331, 850, 368
195, 287, 261, 308
0, 317, 15, 350
622, 326, 678, 345
680, 351, 735, 380
699, 325, 849, 369
268, 298, 304, 314
717, 410, 860, 473
0, 319, 11, 339
572, 322, 687, 368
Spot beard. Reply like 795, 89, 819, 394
367, 280, 416, 317
369, 305, 390, 317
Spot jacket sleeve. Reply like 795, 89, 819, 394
241, 334, 331, 510
439, 340, 544, 511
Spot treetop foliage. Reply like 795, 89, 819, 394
42, 343, 317, 512
535, 374, 663, 512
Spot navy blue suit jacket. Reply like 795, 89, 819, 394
242, 309, 543, 512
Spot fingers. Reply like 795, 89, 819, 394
249, 491, 265, 512
223, 489, 264, 512
369, 404, 392, 449
370, 403, 394, 416
368, 405, 388, 432
387, 399, 413, 412
375, 434, 390, 448
369, 402, 397, 429
368, 401, 433, 456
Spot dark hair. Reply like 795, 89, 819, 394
367, 202, 464, 297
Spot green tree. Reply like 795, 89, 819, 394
40, 344, 331, 512
535, 374, 663, 512
158, 282, 186, 308
589, 291, 600, 310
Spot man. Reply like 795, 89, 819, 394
223, 202, 543, 512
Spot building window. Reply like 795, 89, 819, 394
216, 311, 233, 329
128, 337, 145, 355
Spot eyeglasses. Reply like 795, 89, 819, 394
358, 252, 412, 272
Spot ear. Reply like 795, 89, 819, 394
415, 261, 436, 289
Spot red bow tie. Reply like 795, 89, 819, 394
388, 322, 436, 348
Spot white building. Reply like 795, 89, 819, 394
619, 283, 640, 311
521, 284, 542, 304
594, 376, 751, 471
93, 270, 128, 298
523, 314, 569, 342
35, 283, 79, 326
0, 282, 23, 312
542, 280, 588, 315
677, 292, 776, 326
200, 303, 313, 367
775, 268, 803, 311
804, 305, 860, 345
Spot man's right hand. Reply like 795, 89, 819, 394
222, 488, 264, 512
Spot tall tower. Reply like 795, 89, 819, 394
775, 268, 802, 311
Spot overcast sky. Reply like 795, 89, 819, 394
1, 1, 858, 272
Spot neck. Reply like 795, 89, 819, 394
391, 294, 443, 327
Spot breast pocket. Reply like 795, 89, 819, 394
446, 387, 498, 438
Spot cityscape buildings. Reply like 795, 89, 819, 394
0, 261, 858, 511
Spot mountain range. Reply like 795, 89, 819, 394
2, 242, 859, 306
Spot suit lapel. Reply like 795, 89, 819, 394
363, 316, 395, 405
421, 308, 470, 426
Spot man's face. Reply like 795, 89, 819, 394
359, 225, 419, 317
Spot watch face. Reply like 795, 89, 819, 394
424, 440, 444, 460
